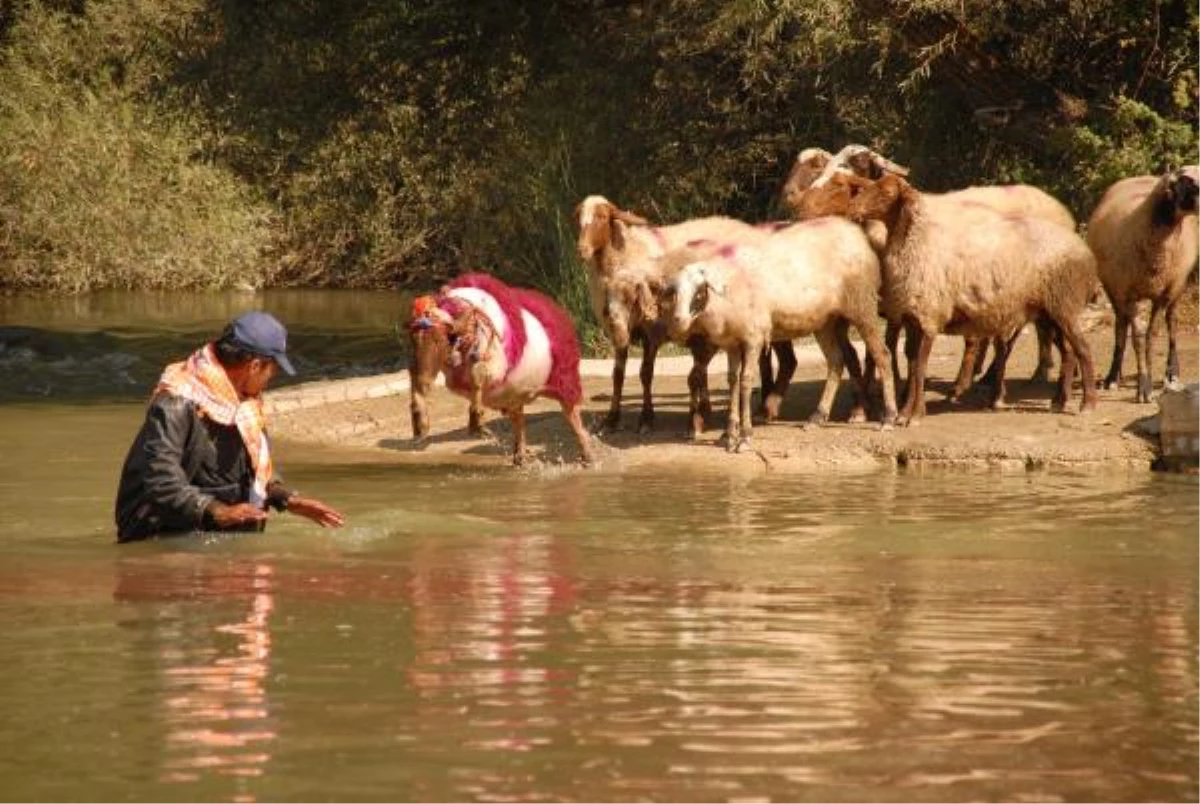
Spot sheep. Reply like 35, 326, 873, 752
841, 173, 1098, 425
407, 272, 594, 466
791, 164, 1077, 395
575, 195, 797, 436
663, 216, 897, 453
1087, 166, 1200, 402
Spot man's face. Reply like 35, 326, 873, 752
240, 356, 279, 398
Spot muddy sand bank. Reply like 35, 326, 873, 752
267, 314, 1198, 474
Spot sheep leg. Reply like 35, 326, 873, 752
986, 337, 1011, 410
757, 346, 775, 418
898, 328, 934, 427
1052, 330, 1076, 412
836, 320, 868, 423
687, 336, 717, 440
408, 329, 444, 443
561, 401, 595, 467
952, 337, 983, 401
597, 345, 629, 432
1056, 316, 1098, 414
1165, 297, 1181, 386
410, 374, 433, 443
868, 319, 903, 405
763, 340, 798, 422
1032, 316, 1055, 383
1100, 307, 1132, 390
723, 347, 743, 450
807, 325, 846, 428
900, 319, 922, 404
506, 407, 528, 466
469, 381, 488, 438
637, 334, 661, 434
858, 321, 897, 429
734, 342, 758, 453
1132, 302, 1156, 403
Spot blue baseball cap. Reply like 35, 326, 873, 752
229, 311, 296, 375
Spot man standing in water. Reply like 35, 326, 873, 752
115, 311, 345, 542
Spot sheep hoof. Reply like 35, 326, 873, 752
803, 411, 828, 430
763, 394, 783, 421
1097, 376, 1119, 390
848, 408, 867, 424
735, 437, 754, 454
1136, 378, 1152, 404
593, 414, 621, 434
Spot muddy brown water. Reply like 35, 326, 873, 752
0, 291, 1196, 802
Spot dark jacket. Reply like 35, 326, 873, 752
115, 393, 290, 542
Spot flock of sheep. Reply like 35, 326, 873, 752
408, 145, 1199, 465
576, 145, 1199, 454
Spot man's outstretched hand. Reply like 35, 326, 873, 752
287, 495, 346, 528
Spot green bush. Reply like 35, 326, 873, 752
0, 2, 273, 292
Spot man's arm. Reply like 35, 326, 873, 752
139, 396, 215, 531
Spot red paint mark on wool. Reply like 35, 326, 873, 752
444, 272, 583, 406
511, 287, 583, 406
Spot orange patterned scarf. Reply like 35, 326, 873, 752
156, 343, 274, 507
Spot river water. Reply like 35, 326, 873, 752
1, 291, 1197, 802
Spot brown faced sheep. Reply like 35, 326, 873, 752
785, 146, 1074, 392
664, 217, 897, 453
575, 196, 797, 436
844, 174, 1098, 425
1087, 166, 1199, 402
795, 167, 1078, 397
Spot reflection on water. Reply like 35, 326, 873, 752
0, 429, 1196, 801
112, 558, 279, 799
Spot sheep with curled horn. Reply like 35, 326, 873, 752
1087, 165, 1199, 402
788, 152, 1076, 396
839, 173, 1098, 426
575, 195, 800, 438
662, 217, 897, 454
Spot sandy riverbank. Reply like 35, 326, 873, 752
266, 310, 1199, 474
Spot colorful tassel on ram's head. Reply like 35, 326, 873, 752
410, 295, 444, 331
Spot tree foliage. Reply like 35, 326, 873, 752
0, 0, 1195, 326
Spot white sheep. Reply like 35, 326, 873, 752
843, 173, 1098, 425
663, 217, 897, 453
575, 195, 796, 436
1087, 166, 1200, 402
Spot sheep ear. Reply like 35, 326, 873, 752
870, 151, 910, 178
612, 208, 649, 226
